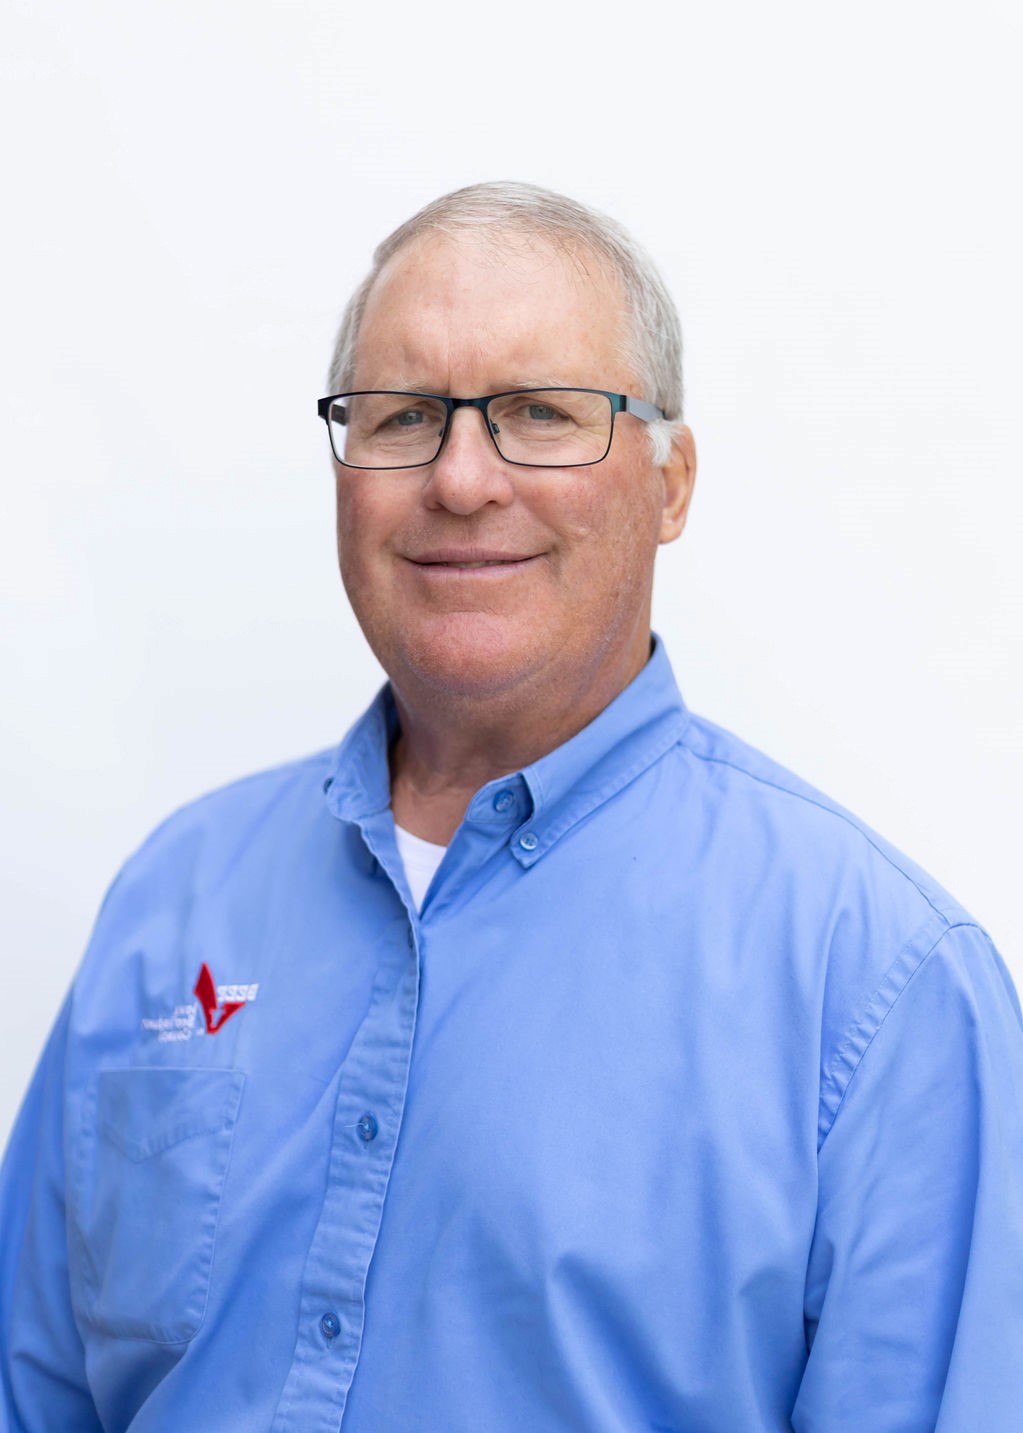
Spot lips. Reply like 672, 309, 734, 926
433, 559, 518, 568
407, 549, 539, 570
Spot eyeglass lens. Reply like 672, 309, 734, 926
326, 390, 614, 469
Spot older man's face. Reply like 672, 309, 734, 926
335, 232, 692, 711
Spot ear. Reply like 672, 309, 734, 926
658, 424, 697, 545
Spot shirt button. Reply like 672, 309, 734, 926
518, 831, 539, 852
357, 1113, 379, 1142
493, 789, 515, 813
406, 928, 415, 949
320, 1311, 341, 1340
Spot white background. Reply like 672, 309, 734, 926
1, 1, 1020, 1148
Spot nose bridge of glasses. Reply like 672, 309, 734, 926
442, 396, 501, 451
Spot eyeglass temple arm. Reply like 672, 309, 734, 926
621, 396, 667, 423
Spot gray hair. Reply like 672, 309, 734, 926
326, 181, 685, 464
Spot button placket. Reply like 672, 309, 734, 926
269, 912, 422, 1431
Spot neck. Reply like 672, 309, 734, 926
388, 631, 653, 845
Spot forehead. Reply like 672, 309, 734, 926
352, 231, 635, 392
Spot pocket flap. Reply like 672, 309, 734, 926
97, 1067, 245, 1163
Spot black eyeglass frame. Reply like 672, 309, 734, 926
316, 388, 667, 471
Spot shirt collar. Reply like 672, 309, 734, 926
323, 634, 690, 867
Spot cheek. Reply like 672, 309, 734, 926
548, 470, 662, 578
334, 478, 396, 576
334, 492, 391, 625
334, 492, 359, 589
538, 471, 619, 547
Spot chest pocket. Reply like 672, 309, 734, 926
73, 1066, 245, 1343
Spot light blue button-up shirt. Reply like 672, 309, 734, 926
2, 639, 1022, 1431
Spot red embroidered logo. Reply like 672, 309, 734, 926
193, 962, 247, 1034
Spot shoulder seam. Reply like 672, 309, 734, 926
817, 920, 982, 1150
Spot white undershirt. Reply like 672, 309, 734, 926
394, 822, 448, 912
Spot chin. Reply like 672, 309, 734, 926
386, 612, 552, 702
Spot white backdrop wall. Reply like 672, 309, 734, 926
2, 0, 1020, 1147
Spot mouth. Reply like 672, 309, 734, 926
406, 551, 541, 573
419, 559, 530, 570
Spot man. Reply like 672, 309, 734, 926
1, 182, 1021, 1432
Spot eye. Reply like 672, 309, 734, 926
506, 399, 574, 427
369, 399, 446, 436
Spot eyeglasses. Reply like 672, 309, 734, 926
316, 388, 666, 470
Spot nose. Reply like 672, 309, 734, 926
421, 405, 515, 516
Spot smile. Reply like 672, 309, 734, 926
422, 560, 527, 569
407, 552, 540, 573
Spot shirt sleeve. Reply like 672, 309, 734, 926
0, 993, 104, 1433
791, 922, 1023, 1432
